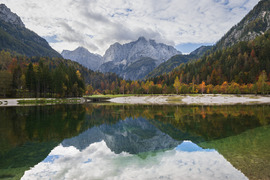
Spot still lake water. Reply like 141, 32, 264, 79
0, 104, 269, 180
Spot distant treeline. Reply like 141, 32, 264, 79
0, 52, 84, 97
85, 71, 269, 95
0, 51, 121, 98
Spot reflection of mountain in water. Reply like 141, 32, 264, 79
62, 117, 181, 154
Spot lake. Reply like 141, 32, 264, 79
0, 104, 269, 180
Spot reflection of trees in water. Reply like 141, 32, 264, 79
85, 105, 270, 142
0, 105, 88, 179
0, 105, 87, 152
1, 104, 269, 151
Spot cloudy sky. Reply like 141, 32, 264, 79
2, 0, 260, 54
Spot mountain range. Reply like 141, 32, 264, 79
1, 0, 269, 83
0, 4, 62, 58
62, 37, 181, 80
102, 37, 181, 64
65, 2, 269, 81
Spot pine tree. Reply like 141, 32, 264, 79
26, 63, 36, 94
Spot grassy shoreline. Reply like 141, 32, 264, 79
17, 98, 82, 104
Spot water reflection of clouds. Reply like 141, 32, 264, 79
22, 141, 247, 180
176, 141, 214, 152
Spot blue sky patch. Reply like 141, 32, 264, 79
43, 35, 61, 43
176, 43, 213, 54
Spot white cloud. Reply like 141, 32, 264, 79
22, 141, 247, 180
1, 0, 260, 55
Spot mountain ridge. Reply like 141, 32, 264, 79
146, 0, 270, 90
62, 37, 181, 80
61, 47, 102, 71
0, 4, 25, 28
146, 45, 212, 79
147, 0, 270, 80
215, 0, 270, 49
103, 36, 181, 65
0, 4, 62, 58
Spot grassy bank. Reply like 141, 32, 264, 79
17, 98, 82, 105
84, 94, 183, 98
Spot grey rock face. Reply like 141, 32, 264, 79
103, 36, 181, 65
99, 37, 181, 80
99, 60, 126, 75
61, 47, 102, 71
103, 42, 126, 63
216, 0, 270, 49
222, 12, 270, 47
0, 4, 25, 28
99, 57, 159, 80
62, 37, 180, 80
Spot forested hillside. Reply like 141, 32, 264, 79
146, 54, 196, 78
151, 30, 270, 85
142, 30, 270, 94
0, 51, 121, 98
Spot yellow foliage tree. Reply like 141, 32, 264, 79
173, 76, 181, 94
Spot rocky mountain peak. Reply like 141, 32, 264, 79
0, 4, 62, 57
103, 37, 181, 64
63, 37, 181, 80
137, 36, 147, 42
62, 47, 89, 56
74, 46, 90, 53
61, 47, 102, 71
0, 4, 25, 28
110, 42, 122, 48
98, 37, 181, 80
